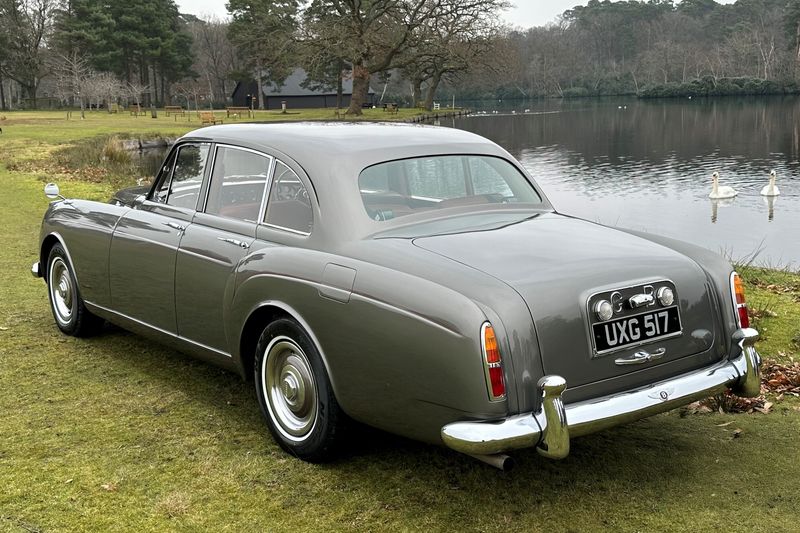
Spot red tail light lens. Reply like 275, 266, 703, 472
731, 273, 750, 328
482, 323, 506, 401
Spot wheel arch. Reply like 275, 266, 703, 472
237, 301, 340, 397
40, 232, 73, 286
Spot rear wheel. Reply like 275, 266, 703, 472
46, 244, 103, 336
254, 318, 343, 462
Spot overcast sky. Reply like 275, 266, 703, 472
176, 1, 738, 29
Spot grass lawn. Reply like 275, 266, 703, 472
0, 110, 799, 532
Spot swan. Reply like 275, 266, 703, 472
760, 170, 781, 196
709, 171, 738, 199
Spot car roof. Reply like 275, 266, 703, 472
180, 122, 507, 175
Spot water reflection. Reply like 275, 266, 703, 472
449, 96, 799, 267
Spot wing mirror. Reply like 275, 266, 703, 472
44, 183, 70, 203
44, 183, 60, 199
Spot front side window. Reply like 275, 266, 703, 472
359, 155, 541, 221
205, 146, 271, 222
264, 161, 313, 234
152, 143, 210, 209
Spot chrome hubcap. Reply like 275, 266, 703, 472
262, 337, 317, 441
49, 257, 74, 325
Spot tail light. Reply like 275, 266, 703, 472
481, 323, 506, 401
730, 272, 750, 328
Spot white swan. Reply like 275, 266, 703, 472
709, 171, 738, 199
760, 170, 781, 197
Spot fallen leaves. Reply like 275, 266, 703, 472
763, 359, 800, 395
683, 359, 799, 416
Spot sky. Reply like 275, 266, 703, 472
176, 1, 740, 29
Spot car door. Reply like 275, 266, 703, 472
109, 142, 211, 333
174, 145, 273, 353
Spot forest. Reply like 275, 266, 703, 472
2, 0, 800, 113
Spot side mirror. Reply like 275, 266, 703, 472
44, 183, 60, 199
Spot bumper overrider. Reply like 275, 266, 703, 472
442, 328, 761, 460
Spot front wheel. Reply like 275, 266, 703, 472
254, 318, 344, 462
46, 244, 103, 336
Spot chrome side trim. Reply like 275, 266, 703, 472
85, 300, 232, 358
441, 328, 760, 458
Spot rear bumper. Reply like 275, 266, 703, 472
442, 328, 761, 458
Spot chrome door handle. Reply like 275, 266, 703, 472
615, 348, 666, 366
164, 221, 186, 232
218, 237, 250, 249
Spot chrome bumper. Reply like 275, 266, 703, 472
31, 261, 42, 278
442, 328, 761, 459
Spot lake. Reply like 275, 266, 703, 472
444, 96, 799, 268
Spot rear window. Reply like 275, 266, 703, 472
359, 155, 541, 221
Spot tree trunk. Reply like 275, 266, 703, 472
0, 71, 6, 111
336, 59, 344, 109
347, 62, 370, 115
257, 68, 264, 110
412, 77, 422, 107
423, 72, 442, 111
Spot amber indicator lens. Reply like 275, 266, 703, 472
484, 325, 501, 364
732, 273, 750, 328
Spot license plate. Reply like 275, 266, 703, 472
592, 306, 681, 354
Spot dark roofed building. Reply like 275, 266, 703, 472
231, 68, 376, 110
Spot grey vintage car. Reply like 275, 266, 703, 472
33, 123, 761, 469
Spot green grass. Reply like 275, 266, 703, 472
1, 111, 799, 532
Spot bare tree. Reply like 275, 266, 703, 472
188, 16, 238, 104
0, 0, 57, 105
49, 50, 92, 117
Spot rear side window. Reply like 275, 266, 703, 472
264, 161, 313, 234
359, 155, 541, 221
205, 146, 271, 223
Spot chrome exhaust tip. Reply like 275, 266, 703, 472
467, 453, 516, 471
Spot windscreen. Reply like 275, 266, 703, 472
359, 155, 542, 221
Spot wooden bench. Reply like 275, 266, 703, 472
165, 106, 185, 117
199, 111, 222, 125
108, 103, 121, 114
129, 104, 146, 116
384, 103, 399, 114
226, 107, 251, 118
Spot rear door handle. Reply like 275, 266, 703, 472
218, 237, 250, 250
615, 348, 666, 366
164, 221, 186, 232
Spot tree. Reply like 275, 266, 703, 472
403, 0, 509, 110
227, 0, 299, 110
53, 0, 194, 106
49, 50, 92, 117
188, 16, 238, 104
0, 0, 57, 105
303, 0, 509, 115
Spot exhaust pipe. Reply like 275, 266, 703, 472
467, 453, 515, 471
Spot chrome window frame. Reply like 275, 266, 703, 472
159, 142, 211, 209
202, 143, 276, 224
262, 159, 313, 237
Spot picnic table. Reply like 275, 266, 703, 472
384, 103, 399, 114
226, 107, 252, 118
129, 103, 146, 116
165, 106, 185, 117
